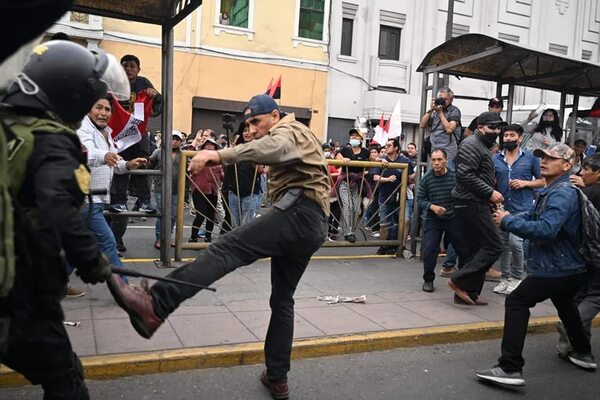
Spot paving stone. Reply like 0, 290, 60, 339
169, 313, 257, 347
345, 303, 437, 330
296, 306, 383, 335
95, 318, 182, 354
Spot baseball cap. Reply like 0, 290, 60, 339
172, 130, 184, 141
201, 138, 219, 149
533, 143, 576, 163
477, 111, 505, 127
488, 97, 504, 108
243, 94, 280, 121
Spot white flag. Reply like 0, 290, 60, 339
388, 99, 402, 139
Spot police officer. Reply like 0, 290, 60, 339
0, 40, 129, 399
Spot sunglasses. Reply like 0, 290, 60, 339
486, 124, 502, 130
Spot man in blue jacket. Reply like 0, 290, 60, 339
476, 143, 596, 387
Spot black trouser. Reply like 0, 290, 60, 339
328, 200, 341, 236
191, 191, 218, 240
219, 191, 232, 234
452, 201, 502, 299
151, 196, 327, 381
498, 273, 590, 372
422, 214, 469, 283
2, 255, 89, 399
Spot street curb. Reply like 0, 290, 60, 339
1, 316, 598, 386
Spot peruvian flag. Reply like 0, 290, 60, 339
372, 113, 389, 145
109, 92, 153, 152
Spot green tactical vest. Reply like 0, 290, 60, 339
0, 106, 77, 298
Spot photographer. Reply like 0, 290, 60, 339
419, 87, 462, 169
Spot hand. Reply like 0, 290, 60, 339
386, 175, 397, 183
429, 99, 438, 112
381, 159, 389, 167
126, 157, 148, 170
508, 179, 529, 190
492, 210, 510, 226
146, 87, 158, 98
76, 253, 111, 284
570, 175, 585, 188
490, 190, 504, 204
341, 157, 351, 165
104, 152, 122, 168
188, 150, 221, 174
430, 205, 446, 216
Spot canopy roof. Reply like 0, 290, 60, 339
417, 33, 600, 97
72, 0, 202, 26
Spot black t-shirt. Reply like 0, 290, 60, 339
583, 183, 600, 211
340, 146, 370, 173
467, 116, 478, 132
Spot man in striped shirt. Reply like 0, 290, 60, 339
417, 148, 468, 293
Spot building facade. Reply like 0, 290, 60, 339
326, 0, 600, 145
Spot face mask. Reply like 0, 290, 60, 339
482, 132, 499, 147
502, 141, 518, 151
324, 151, 331, 158
540, 120, 554, 129
349, 139, 361, 147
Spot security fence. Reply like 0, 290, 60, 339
173, 151, 410, 260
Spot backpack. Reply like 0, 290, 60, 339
573, 187, 600, 273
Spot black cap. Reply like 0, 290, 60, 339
242, 94, 280, 121
477, 111, 505, 126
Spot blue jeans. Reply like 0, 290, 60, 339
379, 201, 399, 241
229, 191, 261, 228
500, 231, 525, 279
443, 243, 458, 267
155, 192, 177, 241
81, 203, 126, 283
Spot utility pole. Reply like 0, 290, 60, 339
442, 0, 454, 87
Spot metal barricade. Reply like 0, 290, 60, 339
174, 151, 410, 260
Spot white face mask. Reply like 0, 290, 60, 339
324, 151, 331, 158
349, 139, 361, 147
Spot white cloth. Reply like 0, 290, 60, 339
76, 115, 128, 204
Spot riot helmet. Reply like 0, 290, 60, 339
6, 41, 129, 123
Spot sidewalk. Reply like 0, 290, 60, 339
1, 253, 568, 384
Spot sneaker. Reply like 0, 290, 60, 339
505, 278, 522, 295
197, 228, 206, 238
422, 281, 434, 293
260, 370, 289, 400
65, 286, 86, 298
493, 279, 510, 294
327, 235, 337, 242
439, 266, 458, 278
154, 240, 161, 250
475, 366, 525, 386
556, 321, 571, 358
344, 234, 356, 243
372, 231, 380, 238
139, 203, 158, 214
188, 237, 198, 243
110, 204, 128, 213
567, 351, 597, 370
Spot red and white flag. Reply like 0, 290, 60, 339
108, 92, 153, 152
372, 113, 389, 145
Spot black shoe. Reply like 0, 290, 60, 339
567, 351, 597, 370
188, 237, 198, 243
344, 234, 356, 243
422, 281, 434, 293
117, 242, 126, 252
204, 236, 211, 243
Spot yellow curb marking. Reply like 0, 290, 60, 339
2, 316, 598, 386
121, 255, 394, 263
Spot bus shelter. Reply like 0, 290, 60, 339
71, 0, 203, 266
412, 33, 600, 255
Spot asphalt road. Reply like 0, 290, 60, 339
2, 329, 599, 400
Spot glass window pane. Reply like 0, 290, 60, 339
299, 0, 324, 40
378, 25, 401, 60
221, 0, 249, 28
341, 18, 353, 56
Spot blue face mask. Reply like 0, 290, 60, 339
349, 139, 361, 147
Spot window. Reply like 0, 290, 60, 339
341, 18, 354, 56
378, 25, 401, 60
219, 0, 249, 28
299, 0, 325, 40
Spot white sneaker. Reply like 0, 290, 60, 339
505, 278, 522, 295
493, 279, 510, 294
372, 232, 380, 238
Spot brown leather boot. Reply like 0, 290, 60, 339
260, 370, 289, 399
107, 275, 163, 338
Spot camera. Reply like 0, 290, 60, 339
222, 113, 236, 133
434, 97, 445, 107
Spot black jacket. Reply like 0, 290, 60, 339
451, 132, 495, 204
